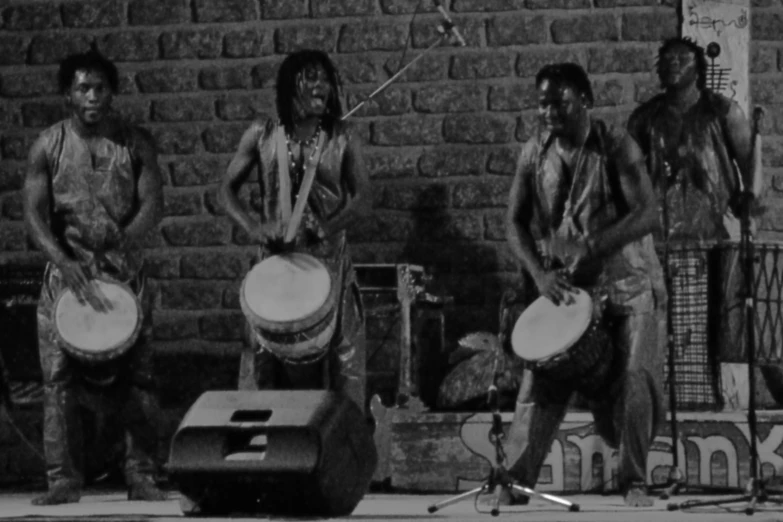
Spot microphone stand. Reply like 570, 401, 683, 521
427, 292, 579, 516
342, 33, 448, 121
649, 133, 739, 499
668, 107, 783, 513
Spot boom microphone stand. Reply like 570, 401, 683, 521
668, 107, 783, 514
427, 291, 579, 516
342, 3, 465, 121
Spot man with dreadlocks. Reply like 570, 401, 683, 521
23, 47, 166, 504
628, 37, 761, 241
505, 63, 665, 507
221, 49, 370, 412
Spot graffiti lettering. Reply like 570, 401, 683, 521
456, 415, 783, 492
688, 7, 748, 37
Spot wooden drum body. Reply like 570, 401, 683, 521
53, 279, 142, 386
240, 253, 339, 364
511, 289, 614, 396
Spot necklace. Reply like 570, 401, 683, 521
284, 122, 321, 203
285, 123, 321, 173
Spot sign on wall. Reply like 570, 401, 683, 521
681, 0, 751, 117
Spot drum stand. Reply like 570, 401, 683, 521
427, 294, 579, 516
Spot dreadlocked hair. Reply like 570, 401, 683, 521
656, 37, 708, 90
58, 42, 119, 94
275, 49, 343, 136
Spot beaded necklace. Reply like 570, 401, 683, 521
285, 122, 321, 197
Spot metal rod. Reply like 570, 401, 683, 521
342, 35, 448, 121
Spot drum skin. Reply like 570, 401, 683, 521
53, 278, 142, 365
240, 253, 340, 362
511, 289, 593, 363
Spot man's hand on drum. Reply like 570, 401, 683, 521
534, 270, 577, 306
58, 259, 113, 313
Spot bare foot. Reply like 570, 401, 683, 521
624, 486, 654, 507
32, 483, 80, 506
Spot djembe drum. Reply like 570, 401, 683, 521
53, 279, 142, 386
240, 253, 339, 364
511, 288, 614, 397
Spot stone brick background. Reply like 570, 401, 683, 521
2, 1, 783, 477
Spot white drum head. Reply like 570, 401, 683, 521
54, 281, 140, 354
243, 253, 332, 324
511, 289, 593, 362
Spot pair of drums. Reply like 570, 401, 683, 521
511, 289, 615, 396
53, 279, 142, 386
240, 253, 339, 364
53, 253, 337, 385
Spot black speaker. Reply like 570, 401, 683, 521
166, 390, 378, 517
0, 264, 45, 385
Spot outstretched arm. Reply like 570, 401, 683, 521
24, 136, 110, 311
587, 134, 660, 259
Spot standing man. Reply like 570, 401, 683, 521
220, 49, 370, 413
505, 63, 666, 507
628, 37, 761, 242
23, 47, 166, 505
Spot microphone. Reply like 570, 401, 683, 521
487, 384, 499, 411
433, 0, 467, 47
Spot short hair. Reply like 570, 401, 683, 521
535, 63, 594, 106
58, 43, 119, 94
275, 49, 343, 135
656, 37, 707, 90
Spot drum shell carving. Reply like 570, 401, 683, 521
530, 316, 615, 398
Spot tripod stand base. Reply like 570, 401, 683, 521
427, 480, 579, 516
648, 466, 744, 499
666, 478, 783, 515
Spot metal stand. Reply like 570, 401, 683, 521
668, 108, 783, 514
427, 293, 579, 516
342, 32, 449, 121
648, 135, 739, 499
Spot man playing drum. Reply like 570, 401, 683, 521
627, 37, 761, 242
220, 50, 370, 413
505, 63, 666, 507
23, 47, 166, 505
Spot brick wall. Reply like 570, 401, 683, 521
1, 0, 783, 409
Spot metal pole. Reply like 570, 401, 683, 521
342, 35, 448, 121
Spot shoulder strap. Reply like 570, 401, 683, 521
284, 130, 325, 243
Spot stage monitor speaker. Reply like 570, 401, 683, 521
166, 390, 378, 517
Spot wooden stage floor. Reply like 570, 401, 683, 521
2, 491, 783, 522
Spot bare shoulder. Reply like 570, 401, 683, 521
725, 98, 749, 126
28, 121, 66, 165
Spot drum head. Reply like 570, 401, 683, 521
54, 281, 140, 356
242, 253, 332, 324
511, 289, 593, 362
